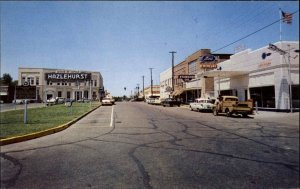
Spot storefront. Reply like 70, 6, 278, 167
18, 68, 104, 102
197, 41, 299, 111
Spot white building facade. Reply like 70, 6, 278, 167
160, 68, 172, 99
18, 68, 104, 102
199, 41, 299, 111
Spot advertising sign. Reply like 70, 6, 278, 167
200, 55, 217, 62
16, 86, 36, 99
178, 75, 195, 82
45, 73, 91, 82
199, 55, 218, 69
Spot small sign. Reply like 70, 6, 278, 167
199, 64, 217, 68
16, 86, 36, 99
165, 86, 173, 92
23, 81, 29, 86
178, 75, 195, 82
200, 55, 217, 62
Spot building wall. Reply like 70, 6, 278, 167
18, 68, 104, 101
143, 85, 160, 98
172, 49, 231, 100
216, 41, 299, 110
160, 68, 172, 99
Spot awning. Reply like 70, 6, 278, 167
197, 70, 249, 79
172, 89, 185, 96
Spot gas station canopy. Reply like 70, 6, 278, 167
196, 70, 249, 79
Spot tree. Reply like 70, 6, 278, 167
0, 73, 13, 85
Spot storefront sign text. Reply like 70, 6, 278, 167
199, 64, 217, 68
178, 75, 195, 82
258, 61, 271, 69
45, 73, 92, 81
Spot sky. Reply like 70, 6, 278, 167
1, 1, 299, 96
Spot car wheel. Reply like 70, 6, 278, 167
225, 109, 231, 117
190, 106, 193, 111
213, 109, 218, 116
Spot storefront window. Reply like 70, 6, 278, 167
250, 86, 275, 108
292, 85, 299, 108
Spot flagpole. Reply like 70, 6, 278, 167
279, 8, 282, 41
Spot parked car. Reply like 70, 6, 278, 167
12, 99, 25, 104
102, 97, 113, 105
189, 98, 215, 112
212, 96, 253, 117
161, 98, 181, 107
152, 98, 162, 105
46, 97, 57, 105
57, 97, 66, 104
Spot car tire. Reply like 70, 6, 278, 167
190, 106, 193, 111
213, 109, 218, 116
225, 109, 231, 117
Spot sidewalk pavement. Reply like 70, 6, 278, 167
180, 104, 299, 126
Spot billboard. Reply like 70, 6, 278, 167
45, 73, 92, 82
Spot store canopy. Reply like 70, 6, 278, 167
197, 70, 249, 79
172, 89, 185, 96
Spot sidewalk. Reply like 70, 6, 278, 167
180, 104, 299, 126
253, 111, 299, 126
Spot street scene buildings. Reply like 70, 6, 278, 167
159, 41, 299, 111
1, 2, 299, 189
18, 68, 104, 102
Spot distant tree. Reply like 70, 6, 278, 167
0, 73, 13, 85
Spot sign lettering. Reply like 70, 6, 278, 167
178, 75, 195, 82
45, 73, 92, 81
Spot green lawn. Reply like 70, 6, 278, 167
0, 102, 100, 139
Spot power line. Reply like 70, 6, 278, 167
212, 10, 299, 53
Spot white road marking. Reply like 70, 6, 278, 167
110, 106, 114, 127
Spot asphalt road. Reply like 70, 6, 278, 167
1, 102, 299, 188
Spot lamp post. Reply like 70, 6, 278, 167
169, 51, 176, 97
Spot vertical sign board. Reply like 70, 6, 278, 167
15, 85, 37, 124
16, 86, 37, 100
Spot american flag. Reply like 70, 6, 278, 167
281, 11, 292, 24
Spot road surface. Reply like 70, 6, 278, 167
1, 102, 299, 188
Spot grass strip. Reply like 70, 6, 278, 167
0, 102, 100, 139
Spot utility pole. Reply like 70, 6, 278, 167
142, 75, 145, 99
137, 84, 140, 98
169, 51, 176, 97
149, 68, 154, 97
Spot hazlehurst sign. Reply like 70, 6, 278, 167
45, 73, 92, 82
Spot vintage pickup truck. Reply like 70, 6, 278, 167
212, 96, 253, 117
189, 98, 215, 112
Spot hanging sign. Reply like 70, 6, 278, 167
178, 75, 195, 82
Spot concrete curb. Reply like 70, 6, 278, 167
0, 105, 101, 146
